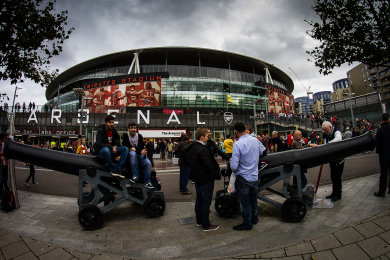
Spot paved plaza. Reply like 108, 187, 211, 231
0, 173, 390, 259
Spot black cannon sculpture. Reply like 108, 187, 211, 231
4, 140, 165, 230
215, 132, 376, 222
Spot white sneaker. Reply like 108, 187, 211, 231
24, 182, 30, 187
32, 182, 38, 185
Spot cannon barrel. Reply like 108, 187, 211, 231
4, 140, 127, 176
4, 132, 376, 175
264, 132, 376, 170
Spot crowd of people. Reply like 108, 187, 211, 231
2, 110, 389, 233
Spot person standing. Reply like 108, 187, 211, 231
145, 140, 155, 168
25, 137, 37, 187
286, 131, 294, 150
178, 134, 191, 195
167, 141, 174, 159
271, 131, 282, 153
159, 140, 166, 159
344, 127, 353, 139
0, 134, 10, 193
374, 113, 390, 197
322, 121, 345, 202
222, 135, 234, 160
291, 131, 317, 189
76, 138, 90, 155
95, 115, 129, 178
190, 128, 220, 231
230, 122, 263, 231
122, 122, 153, 189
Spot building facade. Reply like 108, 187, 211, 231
295, 97, 313, 114
1, 47, 295, 144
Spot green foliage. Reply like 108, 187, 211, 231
306, 0, 390, 75
0, 0, 74, 87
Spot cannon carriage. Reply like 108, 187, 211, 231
215, 132, 376, 222
4, 140, 165, 230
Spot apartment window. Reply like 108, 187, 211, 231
364, 79, 366, 83
348, 74, 351, 78
361, 67, 363, 71
350, 80, 352, 84
365, 65, 368, 69
367, 71, 369, 75
363, 73, 365, 77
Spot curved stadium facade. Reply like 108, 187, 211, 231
2, 47, 295, 144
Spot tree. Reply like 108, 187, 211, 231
306, 0, 390, 75
0, 0, 74, 87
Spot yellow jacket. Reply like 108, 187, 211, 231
76, 145, 89, 155
222, 139, 234, 154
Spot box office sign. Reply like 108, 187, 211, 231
14, 127, 83, 136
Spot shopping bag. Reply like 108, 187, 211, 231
227, 172, 236, 193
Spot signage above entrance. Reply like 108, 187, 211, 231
82, 72, 169, 90
139, 129, 186, 138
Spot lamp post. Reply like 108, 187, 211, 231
73, 88, 86, 135
343, 92, 355, 129
244, 97, 265, 135
11, 86, 22, 112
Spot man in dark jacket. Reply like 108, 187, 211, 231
178, 133, 191, 195
122, 122, 153, 189
190, 128, 220, 232
145, 140, 155, 168
374, 113, 390, 197
159, 140, 166, 159
182, 129, 229, 161
95, 115, 129, 178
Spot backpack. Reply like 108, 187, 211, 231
1, 188, 15, 213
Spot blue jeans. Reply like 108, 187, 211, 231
235, 175, 258, 230
129, 151, 151, 183
179, 167, 190, 192
97, 146, 129, 171
293, 171, 307, 189
195, 181, 214, 229
161, 150, 165, 158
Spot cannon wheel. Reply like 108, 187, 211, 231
281, 197, 306, 223
78, 205, 103, 230
215, 194, 238, 218
143, 196, 165, 218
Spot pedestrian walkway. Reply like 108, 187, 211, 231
0, 174, 389, 259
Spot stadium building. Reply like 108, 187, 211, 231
1, 47, 295, 144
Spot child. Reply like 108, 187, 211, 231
151, 170, 161, 191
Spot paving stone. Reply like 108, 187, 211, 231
0, 232, 21, 247
332, 243, 370, 260
0, 230, 9, 236
381, 230, 390, 244
310, 233, 342, 251
357, 236, 390, 259
13, 252, 39, 260
38, 248, 74, 260
27, 241, 57, 256
333, 226, 365, 245
273, 256, 303, 260
1, 240, 30, 259
302, 250, 337, 259
285, 242, 315, 256
256, 248, 286, 258
355, 221, 386, 238
21, 236, 37, 245
372, 255, 389, 260
374, 216, 390, 231
88, 254, 125, 260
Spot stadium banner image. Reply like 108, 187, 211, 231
82, 72, 167, 113
266, 89, 295, 115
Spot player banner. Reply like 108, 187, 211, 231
83, 73, 167, 113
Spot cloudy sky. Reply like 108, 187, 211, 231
0, 0, 358, 107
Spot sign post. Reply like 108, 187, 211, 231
8, 113, 20, 209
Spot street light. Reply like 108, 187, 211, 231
12, 87, 22, 112
73, 88, 86, 135
343, 91, 355, 129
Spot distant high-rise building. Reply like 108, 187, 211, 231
295, 97, 313, 114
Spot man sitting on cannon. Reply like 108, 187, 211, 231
95, 115, 129, 178
122, 122, 154, 189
